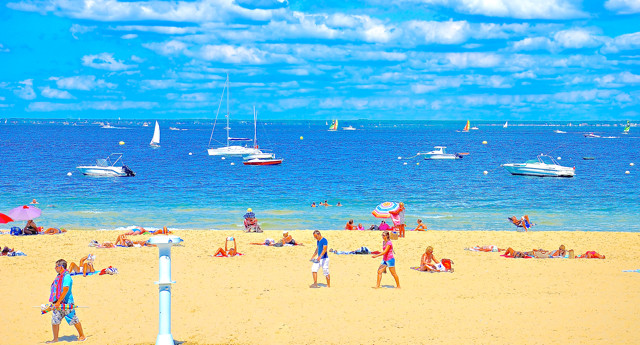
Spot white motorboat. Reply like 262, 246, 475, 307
418, 146, 463, 160
584, 133, 600, 138
207, 74, 262, 157
342, 125, 356, 131
554, 129, 566, 133
76, 153, 135, 177
502, 154, 574, 177
243, 152, 283, 166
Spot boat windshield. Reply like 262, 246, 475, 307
538, 155, 558, 165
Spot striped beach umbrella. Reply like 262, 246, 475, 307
372, 201, 401, 218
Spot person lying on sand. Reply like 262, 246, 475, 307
504, 247, 536, 258
417, 246, 440, 271
68, 254, 96, 277
214, 237, 238, 257
123, 227, 147, 235
575, 251, 605, 259
42, 227, 67, 235
114, 234, 151, 247
465, 245, 503, 252
1, 246, 15, 256
547, 245, 574, 258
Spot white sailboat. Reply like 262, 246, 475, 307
207, 74, 261, 157
503, 121, 508, 128
150, 121, 160, 148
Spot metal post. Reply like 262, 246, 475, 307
147, 235, 183, 345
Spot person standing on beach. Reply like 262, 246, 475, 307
372, 231, 400, 288
310, 230, 330, 288
48, 259, 86, 343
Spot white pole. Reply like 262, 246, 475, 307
147, 235, 183, 345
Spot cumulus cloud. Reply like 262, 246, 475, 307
82, 53, 136, 71
0, 43, 9, 53
605, 0, 640, 14
26, 101, 157, 112
143, 40, 189, 56
111, 25, 199, 35
52, 75, 117, 90
70, 24, 96, 39
40, 86, 74, 99
121, 34, 138, 39
14, 79, 36, 100
596, 72, 640, 87
601, 32, 640, 53
553, 28, 603, 49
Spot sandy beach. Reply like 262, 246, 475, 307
1, 229, 639, 345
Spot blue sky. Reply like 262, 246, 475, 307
0, 0, 639, 120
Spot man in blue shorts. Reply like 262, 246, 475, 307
310, 230, 330, 288
48, 259, 86, 343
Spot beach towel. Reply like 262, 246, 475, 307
99, 267, 118, 275
410, 265, 452, 273
623, 269, 640, 273
4, 251, 27, 256
500, 254, 533, 259
69, 271, 99, 276
49, 270, 68, 303
250, 242, 302, 246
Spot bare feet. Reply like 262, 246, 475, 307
78, 336, 86, 341
46, 340, 58, 344
309, 284, 319, 288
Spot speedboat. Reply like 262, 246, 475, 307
76, 153, 135, 177
502, 154, 574, 177
243, 153, 283, 165
342, 125, 356, 131
554, 129, 566, 133
584, 133, 600, 138
418, 146, 463, 160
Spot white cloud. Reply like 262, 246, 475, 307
40, 86, 74, 99
553, 29, 603, 49
143, 40, 189, 56
605, 0, 640, 14
405, 20, 469, 45
26, 101, 158, 112
510, 37, 555, 52
70, 24, 96, 39
111, 25, 199, 35
596, 72, 640, 87
82, 53, 136, 71
0, 43, 9, 53
413, 0, 588, 19
14, 79, 36, 100
52, 75, 117, 90
121, 34, 138, 40
601, 32, 640, 54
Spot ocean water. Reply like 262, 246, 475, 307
1, 120, 638, 232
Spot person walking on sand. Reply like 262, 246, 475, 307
372, 231, 400, 288
48, 259, 86, 343
310, 230, 330, 288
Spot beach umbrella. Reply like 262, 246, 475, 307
8, 205, 42, 221
0, 213, 13, 224
372, 201, 401, 218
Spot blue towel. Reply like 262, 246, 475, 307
70, 271, 99, 276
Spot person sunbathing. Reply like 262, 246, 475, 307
42, 227, 67, 235
214, 237, 238, 257
504, 247, 535, 258
549, 245, 574, 258
575, 251, 605, 259
69, 254, 96, 277
149, 226, 171, 235
280, 231, 296, 245
466, 245, 503, 252
1, 246, 15, 256
115, 234, 149, 247
509, 215, 533, 231
123, 227, 147, 235
417, 246, 440, 271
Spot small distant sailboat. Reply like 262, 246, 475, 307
328, 120, 338, 131
623, 121, 630, 134
503, 121, 508, 128
150, 121, 160, 148
458, 120, 470, 132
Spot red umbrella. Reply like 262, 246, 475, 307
0, 213, 13, 224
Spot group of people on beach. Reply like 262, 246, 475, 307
345, 218, 427, 232
11, 219, 67, 236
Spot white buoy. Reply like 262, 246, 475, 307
483, 171, 488, 175
230, 162, 235, 166
557, 157, 561, 160
625, 171, 630, 174
67, 172, 72, 176
221, 157, 226, 160
403, 162, 407, 165
188, 152, 192, 156
631, 163, 635, 166
147, 235, 183, 345
397, 156, 402, 159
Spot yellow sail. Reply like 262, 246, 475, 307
328, 120, 338, 131
463, 120, 470, 131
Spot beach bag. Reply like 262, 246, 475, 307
10, 226, 22, 236
441, 258, 453, 271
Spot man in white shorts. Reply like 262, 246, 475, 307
310, 230, 330, 288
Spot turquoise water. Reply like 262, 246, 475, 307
1, 120, 638, 232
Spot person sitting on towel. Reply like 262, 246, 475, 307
23, 219, 39, 235
418, 246, 441, 271
68, 255, 96, 277
243, 208, 262, 233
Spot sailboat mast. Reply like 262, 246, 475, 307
226, 73, 230, 148
253, 106, 257, 148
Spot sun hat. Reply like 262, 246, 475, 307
247, 208, 252, 212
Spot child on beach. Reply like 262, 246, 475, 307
414, 219, 427, 231
310, 230, 330, 288
48, 259, 86, 343
371, 231, 400, 288
345, 219, 355, 230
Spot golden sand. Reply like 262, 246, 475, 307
1, 229, 639, 344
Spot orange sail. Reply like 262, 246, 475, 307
463, 120, 470, 132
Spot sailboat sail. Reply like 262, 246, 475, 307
463, 120, 470, 132
328, 120, 338, 131
623, 121, 630, 134
503, 121, 508, 128
150, 121, 160, 146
